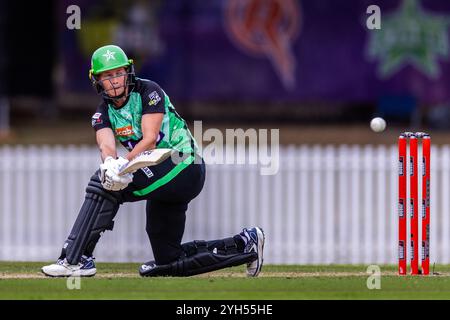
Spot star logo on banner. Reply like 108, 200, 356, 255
102, 50, 116, 62
367, 0, 450, 79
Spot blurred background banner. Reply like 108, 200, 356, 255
57, 0, 450, 105
0, 0, 9, 137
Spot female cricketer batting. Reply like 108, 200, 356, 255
41, 45, 265, 277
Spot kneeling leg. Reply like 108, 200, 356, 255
139, 239, 256, 277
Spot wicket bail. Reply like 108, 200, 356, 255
398, 132, 430, 275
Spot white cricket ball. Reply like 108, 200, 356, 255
370, 117, 386, 133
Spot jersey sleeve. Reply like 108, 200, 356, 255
91, 102, 112, 132
141, 81, 166, 115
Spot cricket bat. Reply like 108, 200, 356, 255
118, 148, 174, 176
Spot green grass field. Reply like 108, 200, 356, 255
1, 262, 450, 300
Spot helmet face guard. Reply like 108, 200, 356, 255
90, 64, 136, 102
88, 45, 136, 102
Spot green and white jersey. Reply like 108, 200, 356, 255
92, 78, 197, 155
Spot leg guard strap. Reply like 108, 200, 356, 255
181, 237, 239, 256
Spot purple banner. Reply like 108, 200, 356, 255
59, 0, 450, 104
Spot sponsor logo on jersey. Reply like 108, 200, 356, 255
148, 91, 162, 106
91, 112, 103, 126
115, 125, 134, 137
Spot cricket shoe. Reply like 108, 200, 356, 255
240, 227, 265, 277
41, 255, 97, 277
139, 261, 158, 277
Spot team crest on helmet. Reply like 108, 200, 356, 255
102, 50, 116, 61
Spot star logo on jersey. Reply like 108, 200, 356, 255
367, 0, 450, 79
120, 111, 132, 121
102, 50, 116, 62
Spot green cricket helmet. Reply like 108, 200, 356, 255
89, 45, 136, 100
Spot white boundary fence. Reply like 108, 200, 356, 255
0, 144, 448, 265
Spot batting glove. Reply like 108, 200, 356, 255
99, 156, 133, 191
